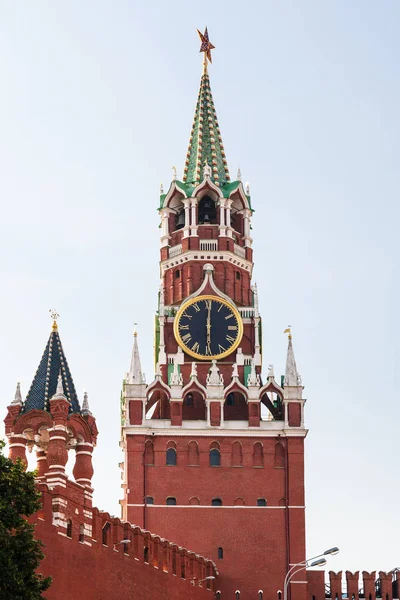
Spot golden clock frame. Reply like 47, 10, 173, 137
173, 294, 244, 361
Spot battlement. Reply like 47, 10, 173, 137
33, 478, 217, 599
307, 570, 400, 600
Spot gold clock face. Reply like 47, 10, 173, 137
174, 295, 243, 361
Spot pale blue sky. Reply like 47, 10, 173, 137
1, 1, 399, 576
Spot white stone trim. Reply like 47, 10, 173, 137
123, 422, 307, 438
161, 249, 253, 275
75, 451, 93, 456
8, 443, 27, 448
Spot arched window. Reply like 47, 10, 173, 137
145, 441, 154, 466
198, 196, 217, 224
236, 271, 241, 280
185, 393, 193, 406
102, 522, 111, 546
145, 496, 154, 505
166, 448, 177, 466
231, 441, 243, 467
79, 524, 84, 542
274, 442, 285, 468
210, 448, 221, 467
212, 498, 222, 506
175, 269, 181, 279
218, 547, 223, 559
166, 497, 177, 505
234, 497, 246, 506
257, 498, 267, 507
226, 392, 235, 406
144, 546, 149, 563
189, 496, 200, 505
66, 519, 72, 538
187, 440, 200, 466
253, 442, 264, 467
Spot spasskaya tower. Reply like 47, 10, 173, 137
120, 29, 307, 600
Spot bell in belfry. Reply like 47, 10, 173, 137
176, 209, 185, 230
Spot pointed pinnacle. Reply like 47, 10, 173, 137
82, 390, 91, 415
52, 371, 67, 400
12, 381, 23, 405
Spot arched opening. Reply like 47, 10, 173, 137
175, 208, 185, 230
166, 447, 177, 466
224, 392, 247, 421
79, 524, 84, 542
182, 391, 206, 420
189, 496, 200, 505
187, 441, 200, 466
218, 547, 223, 559
274, 442, 285, 468
147, 390, 170, 420
252, 442, 264, 467
145, 496, 154, 505
260, 391, 283, 421
145, 441, 154, 466
209, 448, 221, 467
66, 519, 72, 539
212, 498, 222, 506
144, 546, 149, 563
257, 498, 267, 507
234, 497, 246, 506
231, 441, 243, 467
198, 196, 217, 225
102, 522, 111, 546
166, 497, 177, 505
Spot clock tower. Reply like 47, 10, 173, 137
120, 30, 307, 600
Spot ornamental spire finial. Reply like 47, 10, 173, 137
197, 27, 215, 75
49, 309, 59, 331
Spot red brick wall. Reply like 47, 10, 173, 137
125, 434, 306, 600
33, 486, 216, 600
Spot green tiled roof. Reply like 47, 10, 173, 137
183, 72, 230, 187
159, 179, 253, 210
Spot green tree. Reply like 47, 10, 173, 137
0, 441, 51, 599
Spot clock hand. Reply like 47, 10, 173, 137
206, 302, 211, 351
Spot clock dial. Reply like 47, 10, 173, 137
174, 295, 243, 360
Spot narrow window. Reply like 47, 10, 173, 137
236, 271, 241, 280
212, 498, 222, 506
210, 449, 221, 467
166, 448, 177, 466
66, 519, 72, 538
218, 547, 223, 559
123, 541, 129, 554
226, 392, 235, 406
185, 393, 193, 406
144, 546, 149, 563
166, 497, 177, 505
175, 270, 180, 279
257, 498, 267, 507
79, 524, 84, 543
145, 496, 154, 505
102, 522, 110, 546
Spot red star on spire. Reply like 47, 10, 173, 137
197, 27, 215, 69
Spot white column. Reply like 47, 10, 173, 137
206, 401, 211, 426
218, 198, 227, 237
243, 209, 252, 247
160, 209, 171, 247
226, 200, 233, 237
190, 198, 198, 236
183, 198, 191, 238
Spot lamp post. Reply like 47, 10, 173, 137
283, 547, 339, 600
190, 575, 216, 586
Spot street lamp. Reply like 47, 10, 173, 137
283, 547, 339, 600
190, 575, 216, 586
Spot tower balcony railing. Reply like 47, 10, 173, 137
234, 243, 246, 259
200, 240, 218, 251
238, 307, 255, 318
169, 243, 183, 258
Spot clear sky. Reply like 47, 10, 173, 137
1, 0, 399, 577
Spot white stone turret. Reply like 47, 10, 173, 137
128, 329, 144, 385
284, 335, 302, 388
52, 371, 67, 400
12, 381, 22, 405
82, 390, 92, 416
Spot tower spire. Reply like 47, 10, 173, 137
183, 28, 230, 187
128, 326, 144, 384
284, 328, 302, 386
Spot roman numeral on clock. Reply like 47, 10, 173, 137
225, 313, 234, 320
226, 335, 235, 343
191, 342, 200, 352
218, 344, 226, 353
182, 333, 192, 343
179, 324, 190, 330
228, 325, 237, 331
